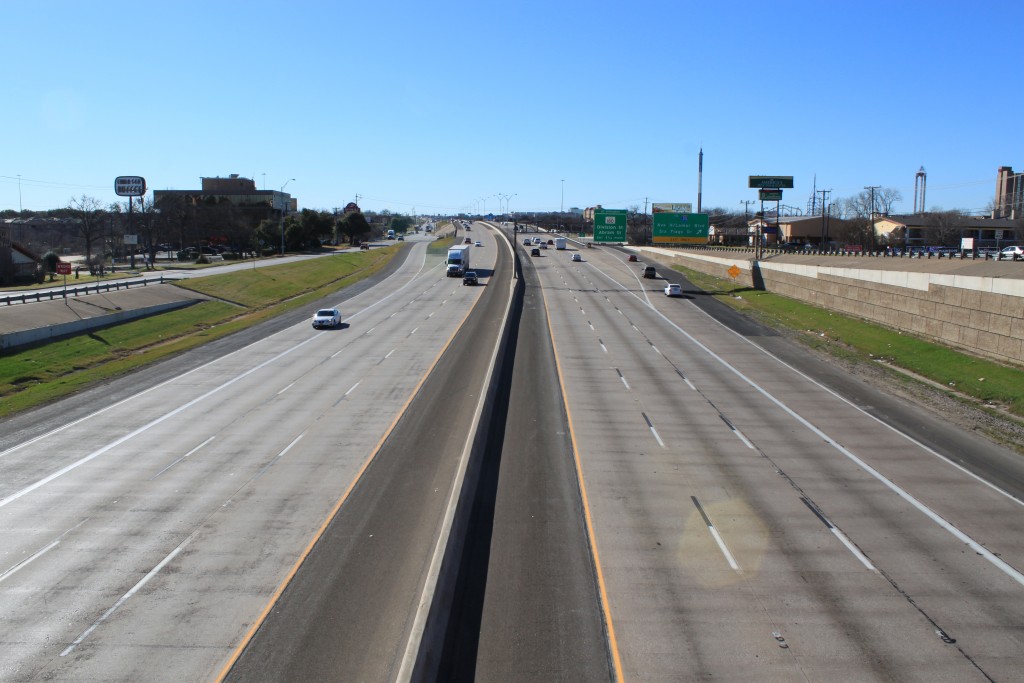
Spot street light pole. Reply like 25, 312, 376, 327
280, 178, 295, 256
561, 179, 565, 213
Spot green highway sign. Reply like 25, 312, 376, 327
652, 213, 710, 245
748, 175, 794, 189
593, 209, 628, 242
759, 189, 783, 201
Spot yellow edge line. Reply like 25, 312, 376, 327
214, 284, 479, 682
539, 281, 625, 682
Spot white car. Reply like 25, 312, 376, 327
312, 308, 341, 328
475, 241, 482, 247
998, 245, 1023, 260
571, 253, 582, 262
664, 283, 682, 297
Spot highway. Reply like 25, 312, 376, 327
2, 222, 1024, 682
0, 229, 510, 681
526, 239, 1024, 681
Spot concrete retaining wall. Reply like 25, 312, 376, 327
1, 300, 199, 350
640, 248, 1024, 367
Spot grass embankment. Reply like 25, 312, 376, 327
427, 236, 456, 254
0, 248, 398, 417
674, 265, 1024, 420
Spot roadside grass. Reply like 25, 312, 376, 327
0, 247, 398, 417
674, 265, 1024, 419
428, 237, 455, 255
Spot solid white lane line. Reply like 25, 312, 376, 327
151, 436, 216, 480
61, 530, 199, 656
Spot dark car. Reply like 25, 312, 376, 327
642, 265, 656, 278
628, 254, 638, 262
531, 248, 541, 257
463, 271, 478, 286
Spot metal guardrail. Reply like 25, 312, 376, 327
1, 275, 179, 306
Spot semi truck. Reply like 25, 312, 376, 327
555, 237, 567, 250
446, 244, 471, 277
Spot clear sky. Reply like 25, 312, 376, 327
2, 0, 1019, 217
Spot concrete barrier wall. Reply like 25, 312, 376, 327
641, 248, 1024, 367
1, 300, 199, 351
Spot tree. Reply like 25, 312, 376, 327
67, 195, 105, 263
389, 215, 414, 235
338, 211, 371, 244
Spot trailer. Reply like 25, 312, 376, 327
446, 244, 471, 277
555, 237, 567, 250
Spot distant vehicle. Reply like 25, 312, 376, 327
628, 254, 638, 262
397, 235, 405, 241
664, 283, 682, 297
555, 237, 566, 250
998, 245, 1023, 260
464, 237, 472, 244
780, 242, 806, 252
547, 239, 554, 245
571, 253, 582, 262
462, 270, 479, 286
387, 229, 396, 239
642, 265, 656, 278
531, 247, 541, 257
474, 240, 482, 247
540, 242, 548, 249
360, 243, 370, 250
312, 308, 341, 328
533, 237, 542, 245
523, 238, 532, 246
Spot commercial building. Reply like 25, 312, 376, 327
995, 166, 1022, 219
0, 221, 41, 285
874, 215, 1018, 249
152, 175, 296, 216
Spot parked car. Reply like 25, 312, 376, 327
571, 253, 582, 262
664, 283, 682, 297
531, 248, 541, 257
628, 254, 638, 262
312, 308, 341, 328
462, 271, 478, 286
998, 245, 1023, 260
642, 265, 657, 278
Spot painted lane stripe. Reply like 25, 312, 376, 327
801, 498, 876, 570
61, 530, 198, 656
692, 496, 741, 572
252, 433, 304, 482
642, 412, 666, 448
277, 382, 295, 396
590, 264, 1024, 588
0, 520, 88, 585
151, 436, 216, 480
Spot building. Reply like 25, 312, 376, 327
748, 215, 851, 247
0, 221, 41, 285
152, 175, 296, 215
995, 166, 1022, 219
874, 214, 1018, 248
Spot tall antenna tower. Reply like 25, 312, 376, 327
806, 174, 820, 215
913, 167, 927, 214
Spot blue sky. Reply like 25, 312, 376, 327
2, 1, 1019, 217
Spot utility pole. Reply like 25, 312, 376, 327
817, 189, 832, 248
865, 185, 880, 251
697, 147, 703, 214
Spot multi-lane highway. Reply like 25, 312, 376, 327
2, 222, 1023, 682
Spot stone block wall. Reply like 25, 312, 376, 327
641, 248, 1024, 367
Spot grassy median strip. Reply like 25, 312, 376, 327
0, 248, 398, 417
674, 265, 1024, 419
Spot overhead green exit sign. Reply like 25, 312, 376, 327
748, 176, 794, 189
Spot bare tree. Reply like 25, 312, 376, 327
67, 195, 105, 262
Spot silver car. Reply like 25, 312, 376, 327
312, 308, 341, 328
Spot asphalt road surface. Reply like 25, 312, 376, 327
0, 229, 508, 681
528, 241, 1024, 682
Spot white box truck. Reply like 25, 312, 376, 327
555, 237, 567, 250
446, 244, 471, 277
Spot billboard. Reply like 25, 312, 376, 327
652, 202, 692, 214
593, 209, 628, 242
652, 212, 710, 244
115, 176, 147, 197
